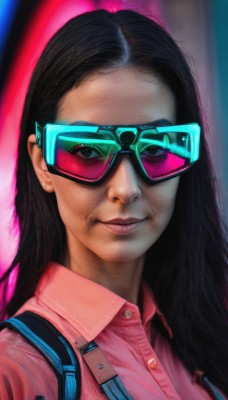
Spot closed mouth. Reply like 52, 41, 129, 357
102, 218, 146, 225
98, 217, 147, 235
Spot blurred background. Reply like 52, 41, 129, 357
0, 0, 228, 272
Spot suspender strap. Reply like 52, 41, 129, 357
75, 336, 134, 400
194, 370, 225, 400
202, 377, 225, 400
102, 376, 134, 400
0, 312, 80, 400
1, 313, 223, 400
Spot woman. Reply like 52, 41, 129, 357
0, 9, 227, 400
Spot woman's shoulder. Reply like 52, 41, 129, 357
0, 292, 64, 398
0, 324, 58, 398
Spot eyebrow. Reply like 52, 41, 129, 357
67, 118, 173, 127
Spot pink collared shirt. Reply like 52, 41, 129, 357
0, 263, 216, 399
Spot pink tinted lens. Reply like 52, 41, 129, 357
141, 152, 187, 179
55, 139, 115, 181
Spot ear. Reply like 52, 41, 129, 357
27, 134, 55, 193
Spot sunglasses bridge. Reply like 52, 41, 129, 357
117, 130, 138, 146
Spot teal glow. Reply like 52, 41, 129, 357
156, 124, 200, 161
36, 122, 201, 184
138, 139, 191, 159
44, 124, 99, 165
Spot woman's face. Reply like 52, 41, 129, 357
45, 68, 179, 263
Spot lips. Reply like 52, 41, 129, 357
99, 217, 147, 235
102, 218, 146, 225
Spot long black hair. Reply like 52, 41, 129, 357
1, 9, 227, 394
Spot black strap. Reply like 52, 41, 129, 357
1, 312, 134, 399
77, 339, 134, 400
101, 376, 134, 400
0, 312, 81, 400
202, 377, 225, 400
194, 370, 225, 400
0, 312, 223, 400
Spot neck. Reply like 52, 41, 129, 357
64, 251, 144, 304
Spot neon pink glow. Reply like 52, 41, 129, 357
56, 148, 112, 180
0, 0, 163, 275
142, 153, 186, 178
0, 0, 94, 274
56, 147, 186, 181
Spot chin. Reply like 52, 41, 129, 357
98, 249, 146, 264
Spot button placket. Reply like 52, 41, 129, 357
147, 357, 157, 369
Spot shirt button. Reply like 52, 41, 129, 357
123, 309, 133, 319
147, 357, 157, 369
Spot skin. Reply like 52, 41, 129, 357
28, 67, 179, 304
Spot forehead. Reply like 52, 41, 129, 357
56, 67, 176, 125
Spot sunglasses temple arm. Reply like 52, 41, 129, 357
35, 122, 43, 147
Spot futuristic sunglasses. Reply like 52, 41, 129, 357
35, 122, 201, 185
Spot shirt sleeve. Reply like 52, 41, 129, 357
0, 328, 58, 400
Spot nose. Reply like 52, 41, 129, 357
107, 157, 141, 204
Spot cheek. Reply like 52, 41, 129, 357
51, 178, 102, 226
54, 191, 79, 227
148, 178, 179, 218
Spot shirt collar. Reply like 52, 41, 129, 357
141, 281, 173, 339
35, 262, 172, 341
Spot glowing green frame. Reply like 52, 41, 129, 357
35, 122, 201, 185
